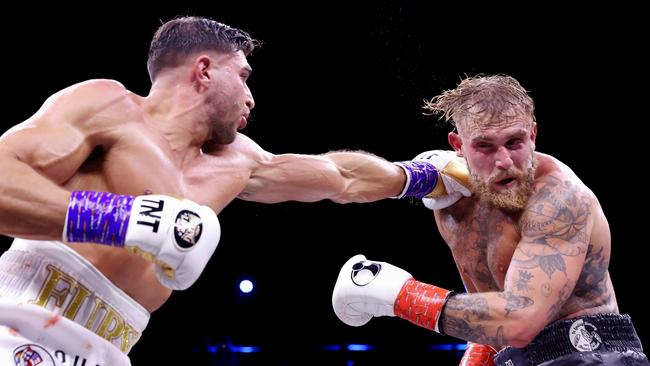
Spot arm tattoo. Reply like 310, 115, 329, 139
547, 281, 575, 320
515, 270, 534, 292
439, 203, 504, 290
444, 294, 492, 321
574, 246, 608, 297
514, 177, 592, 278
442, 294, 508, 345
443, 319, 507, 345
499, 291, 534, 317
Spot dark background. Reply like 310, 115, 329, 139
1, 3, 646, 365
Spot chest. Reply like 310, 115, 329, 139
63, 134, 250, 214
435, 202, 521, 291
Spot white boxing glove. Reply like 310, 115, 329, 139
124, 195, 220, 290
332, 254, 412, 326
413, 150, 471, 210
64, 191, 220, 290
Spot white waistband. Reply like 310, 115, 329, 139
0, 239, 150, 354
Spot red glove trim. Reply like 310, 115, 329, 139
459, 342, 497, 366
393, 278, 451, 332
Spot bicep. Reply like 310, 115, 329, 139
505, 241, 585, 323
0, 80, 131, 184
504, 176, 594, 321
0, 113, 94, 184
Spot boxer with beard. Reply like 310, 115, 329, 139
332, 75, 648, 366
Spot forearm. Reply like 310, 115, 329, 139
244, 152, 405, 203
333, 255, 549, 350
323, 152, 405, 203
332, 256, 524, 348
441, 292, 538, 348
0, 156, 69, 239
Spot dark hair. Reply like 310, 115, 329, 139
147, 16, 258, 81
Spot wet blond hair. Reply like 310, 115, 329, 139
424, 74, 536, 132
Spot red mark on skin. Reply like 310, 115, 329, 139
498, 264, 507, 273
143, 189, 153, 195
9, 327, 19, 336
44, 315, 60, 328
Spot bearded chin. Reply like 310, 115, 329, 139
469, 162, 537, 212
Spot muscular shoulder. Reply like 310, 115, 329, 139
32, 79, 139, 129
0, 79, 145, 153
63, 79, 133, 112
521, 154, 596, 241
45, 79, 127, 107
533, 152, 594, 200
63, 78, 128, 96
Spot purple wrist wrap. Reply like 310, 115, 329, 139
65, 191, 135, 246
397, 161, 439, 199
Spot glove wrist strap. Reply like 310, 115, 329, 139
393, 278, 453, 333
64, 191, 134, 246
460, 342, 497, 366
393, 161, 439, 199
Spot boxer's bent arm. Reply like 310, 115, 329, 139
242, 152, 405, 203
440, 175, 593, 348
0, 84, 105, 239
0, 151, 71, 239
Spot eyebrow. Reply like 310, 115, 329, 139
471, 129, 527, 143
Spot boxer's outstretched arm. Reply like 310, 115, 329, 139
238, 135, 469, 204
242, 148, 406, 203
0, 80, 122, 239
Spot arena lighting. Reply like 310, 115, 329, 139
346, 344, 373, 351
322, 344, 342, 351
206, 344, 261, 353
239, 279, 254, 294
206, 342, 466, 354
321, 343, 465, 352
229, 345, 261, 353
428, 343, 467, 351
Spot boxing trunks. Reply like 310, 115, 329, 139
0, 239, 150, 365
495, 313, 649, 365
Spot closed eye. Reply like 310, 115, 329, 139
506, 139, 523, 149
474, 142, 495, 152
